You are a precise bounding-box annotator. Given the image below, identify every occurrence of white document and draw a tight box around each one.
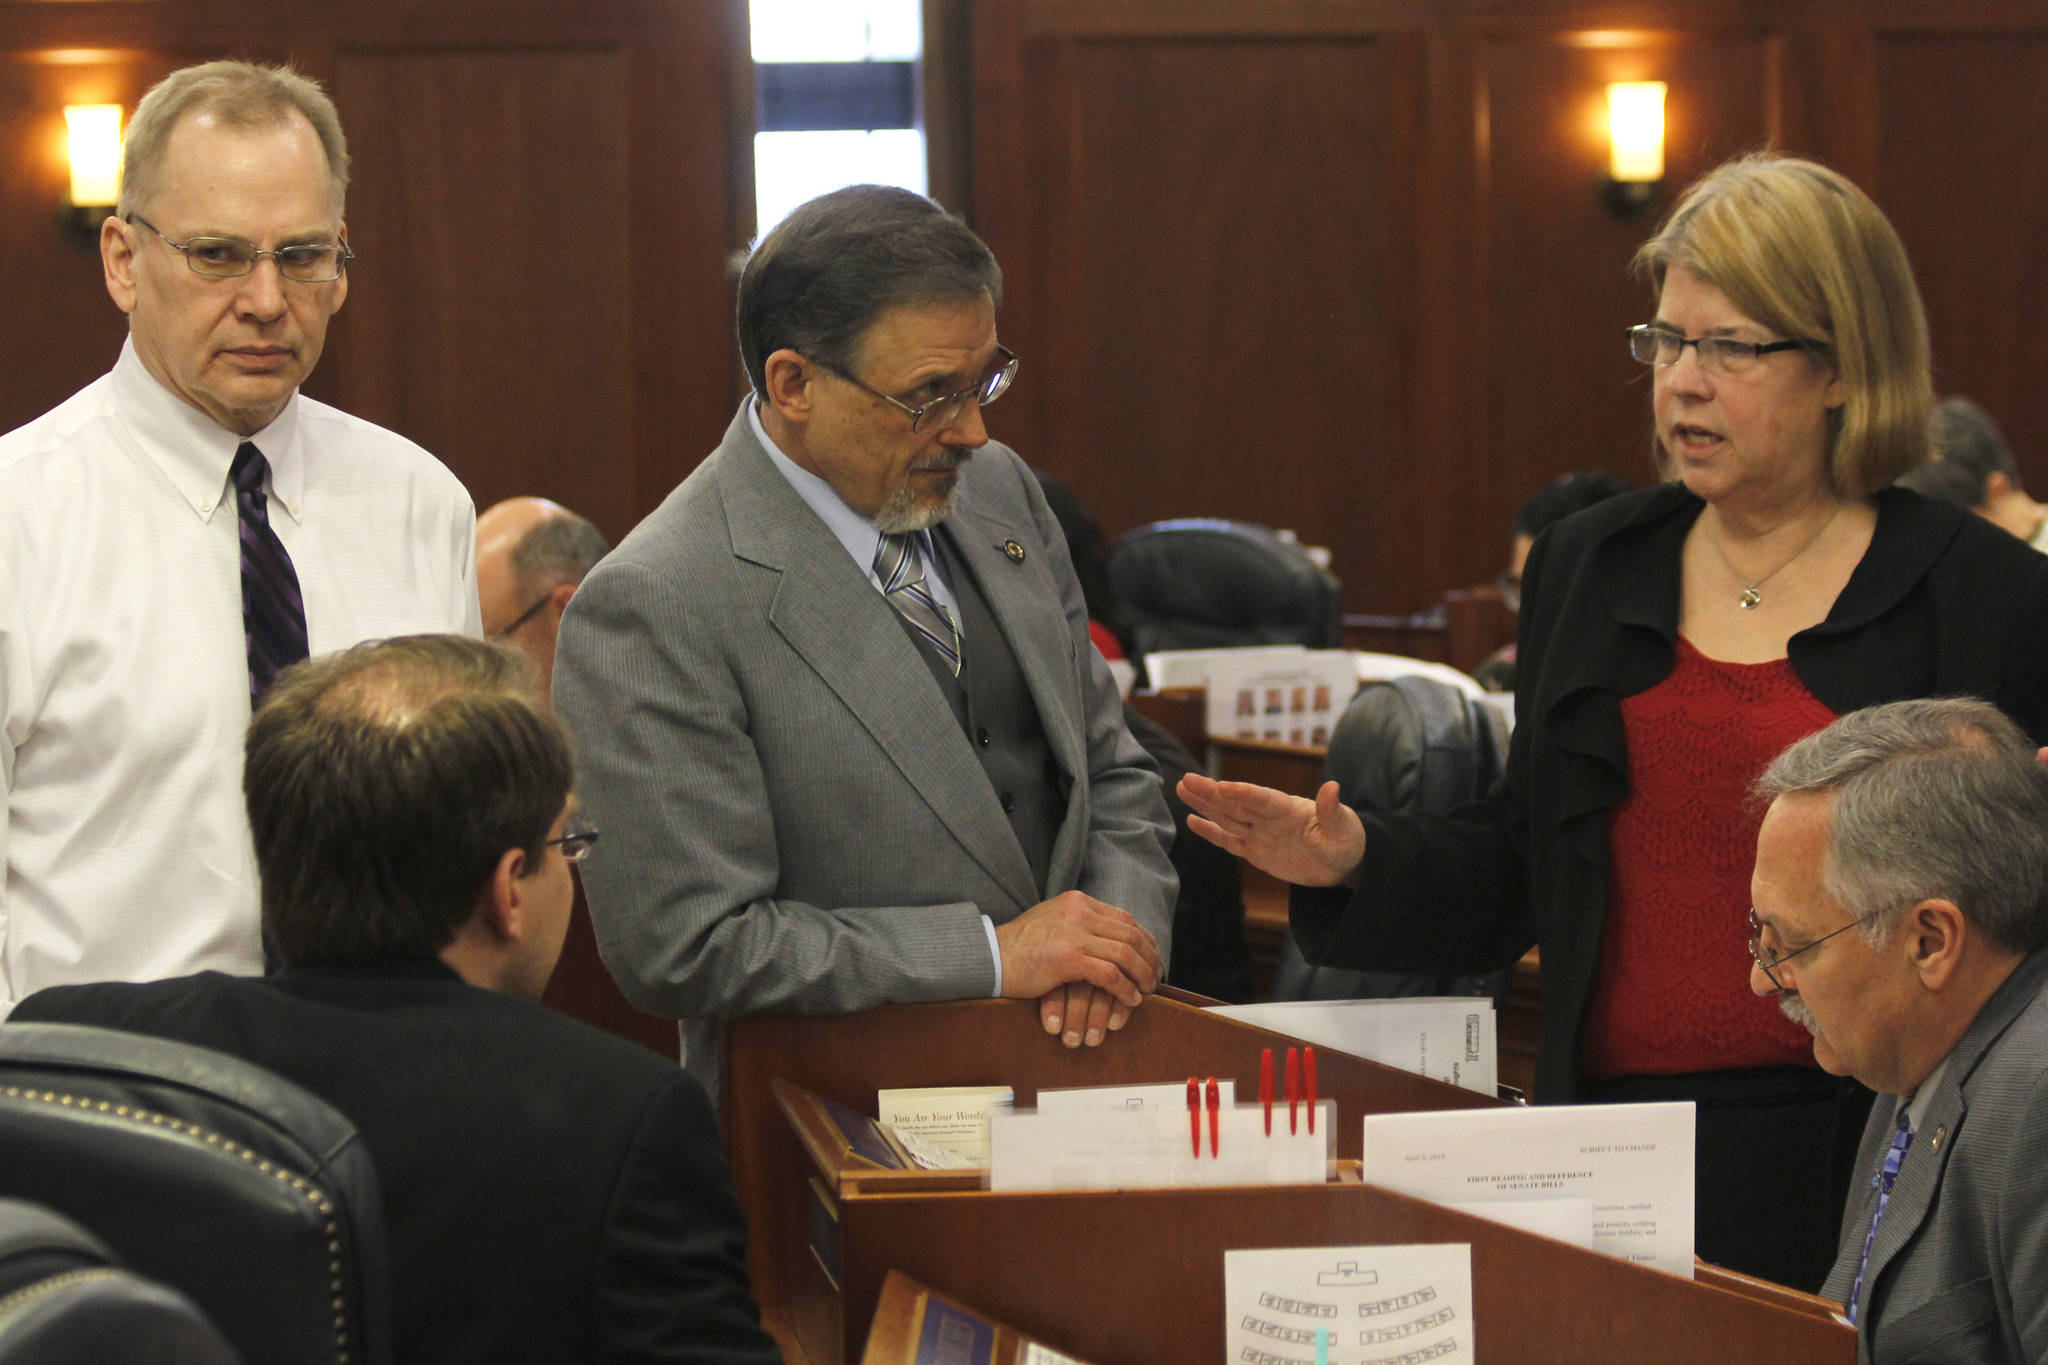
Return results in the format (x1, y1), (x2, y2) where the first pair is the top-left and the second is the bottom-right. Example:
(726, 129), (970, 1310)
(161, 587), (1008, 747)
(1203, 649), (1358, 745)
(875, 1086), (1013, 1165)
(1034, 1079), (1235, 1114)
(1018, 1345), (1088, 1365)
(1142, 644), (1305, 693)
(1444, 1197), (1595, 1247)
(987, 1102), (1332, 1192)
(1360, 1101), (1695, 1277)
(1225, 1243), (1473, 1365)
(1209, 997), (1497, 1096)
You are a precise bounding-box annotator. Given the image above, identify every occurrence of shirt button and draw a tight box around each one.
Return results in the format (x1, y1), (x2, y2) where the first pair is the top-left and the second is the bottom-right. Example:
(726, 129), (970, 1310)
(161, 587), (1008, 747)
(999, 792), (1016, 813)
(977, 728), (991, 748)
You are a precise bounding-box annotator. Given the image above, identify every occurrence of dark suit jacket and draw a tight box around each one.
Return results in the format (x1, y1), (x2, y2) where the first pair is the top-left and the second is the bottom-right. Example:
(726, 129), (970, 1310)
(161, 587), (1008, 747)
(1821, 951), (2048, 1365)
(13, 960), (779, 1365)
(1294, 483), (2048, 1101)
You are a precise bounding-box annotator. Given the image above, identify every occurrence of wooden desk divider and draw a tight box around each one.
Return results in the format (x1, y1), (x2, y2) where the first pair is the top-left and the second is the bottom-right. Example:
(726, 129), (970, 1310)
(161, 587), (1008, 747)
(725, 992), (1853, 1365)
(859, 1269), (1097, 1365)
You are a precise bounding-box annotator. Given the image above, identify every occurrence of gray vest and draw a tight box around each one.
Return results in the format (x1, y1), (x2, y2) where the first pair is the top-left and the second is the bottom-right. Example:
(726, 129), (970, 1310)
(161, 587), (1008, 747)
(888, 529), (1066, 894)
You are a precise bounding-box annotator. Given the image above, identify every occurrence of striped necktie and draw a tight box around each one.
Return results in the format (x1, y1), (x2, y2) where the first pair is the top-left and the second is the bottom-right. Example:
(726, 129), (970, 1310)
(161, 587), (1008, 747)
(1846, 1102), (1915, 1325)
(872, 531), (961, 676)
(230, 442), (309, 705)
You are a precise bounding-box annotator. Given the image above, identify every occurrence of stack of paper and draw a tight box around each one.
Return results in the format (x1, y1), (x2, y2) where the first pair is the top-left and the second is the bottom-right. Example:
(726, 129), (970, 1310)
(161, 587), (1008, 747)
(1209, 997), (1497, 1096)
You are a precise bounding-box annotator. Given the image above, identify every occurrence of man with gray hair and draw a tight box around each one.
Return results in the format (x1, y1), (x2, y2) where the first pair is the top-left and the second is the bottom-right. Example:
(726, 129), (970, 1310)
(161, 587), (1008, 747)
(1747, 697), (2048, 1362)
(476, 497), (610, 703)
(0, 60), (477, 1014)
(556, 185), (1174, 1091)
(1897, 397), (2048, 552)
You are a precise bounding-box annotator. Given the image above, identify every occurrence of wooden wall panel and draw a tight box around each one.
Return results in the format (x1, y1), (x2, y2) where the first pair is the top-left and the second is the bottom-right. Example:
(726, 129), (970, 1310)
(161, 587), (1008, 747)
(975, 7), (1413, 610)
(332, 48), (636, 539)
(0, 51), (184, 434)
(1475, 29), (1780, 561)
(1874, 27), (2048, 498)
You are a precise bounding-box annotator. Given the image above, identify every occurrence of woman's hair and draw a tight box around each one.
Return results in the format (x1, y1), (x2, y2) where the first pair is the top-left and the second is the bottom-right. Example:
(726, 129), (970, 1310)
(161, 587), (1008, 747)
(1634, 153), (1932, 498)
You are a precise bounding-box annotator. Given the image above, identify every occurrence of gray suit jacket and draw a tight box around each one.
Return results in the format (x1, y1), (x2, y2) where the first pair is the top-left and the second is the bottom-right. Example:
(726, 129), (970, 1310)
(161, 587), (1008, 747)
(1821, 949), (2048, 1364)
(554, 404), (1176, 1087)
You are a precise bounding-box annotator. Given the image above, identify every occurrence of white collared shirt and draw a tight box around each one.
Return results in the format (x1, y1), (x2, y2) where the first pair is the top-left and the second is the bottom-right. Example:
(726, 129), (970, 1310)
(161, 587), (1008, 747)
(0, 339), (480, 1013)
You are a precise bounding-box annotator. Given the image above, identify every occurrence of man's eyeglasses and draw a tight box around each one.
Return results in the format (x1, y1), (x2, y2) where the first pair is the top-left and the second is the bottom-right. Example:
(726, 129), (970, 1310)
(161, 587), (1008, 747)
(1628, 324), (1816, 378)
(490, 594), (552, 641)
(819, 346), (1019, 434)
(545, 828), (600, 864)
(1748, 906), (1858, 991)
(127, 213), (353, 283)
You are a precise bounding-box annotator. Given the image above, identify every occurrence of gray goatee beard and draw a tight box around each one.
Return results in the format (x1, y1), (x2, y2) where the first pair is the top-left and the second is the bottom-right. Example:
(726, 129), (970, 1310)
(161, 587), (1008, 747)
(873, 463), (964, 534)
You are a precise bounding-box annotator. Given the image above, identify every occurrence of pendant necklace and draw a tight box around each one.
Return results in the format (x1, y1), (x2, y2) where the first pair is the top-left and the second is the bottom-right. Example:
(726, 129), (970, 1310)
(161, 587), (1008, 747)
(1708, 504), (1841, 611)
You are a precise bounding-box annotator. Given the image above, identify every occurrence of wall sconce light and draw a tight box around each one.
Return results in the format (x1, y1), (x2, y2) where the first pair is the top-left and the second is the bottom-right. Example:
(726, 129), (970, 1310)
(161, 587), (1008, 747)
(1602, 81), (1665, 218)
(64, 103), (123, 243)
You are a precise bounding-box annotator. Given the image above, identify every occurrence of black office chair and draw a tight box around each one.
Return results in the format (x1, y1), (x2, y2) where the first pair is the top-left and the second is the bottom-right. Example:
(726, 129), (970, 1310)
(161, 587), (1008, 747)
(0, 1198), (240, 1364)
(0, 1024), (390, 1365)
(1105, 519), (1342, 665)
(1273, 674), (1514, 1006)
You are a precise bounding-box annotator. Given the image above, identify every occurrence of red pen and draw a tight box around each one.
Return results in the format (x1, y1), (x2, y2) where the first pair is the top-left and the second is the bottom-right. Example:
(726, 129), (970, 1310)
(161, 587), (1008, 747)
(1286, 1047), (1301, 1135)
(1305, 1046), (1318, 1135)
(1260, 1047), (1274, 1136)
(1187, 1077), (1200, 1157)
(1206, 1077), (1220, 1158)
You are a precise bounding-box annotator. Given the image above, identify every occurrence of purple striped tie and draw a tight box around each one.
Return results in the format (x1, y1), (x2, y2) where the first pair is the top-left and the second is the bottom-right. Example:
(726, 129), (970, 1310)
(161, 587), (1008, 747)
(230, 442), (308, 704)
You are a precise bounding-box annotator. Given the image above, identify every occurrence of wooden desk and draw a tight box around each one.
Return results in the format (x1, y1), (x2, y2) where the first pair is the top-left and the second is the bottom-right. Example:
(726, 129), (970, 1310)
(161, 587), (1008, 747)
(726, 997), (1853, 1365)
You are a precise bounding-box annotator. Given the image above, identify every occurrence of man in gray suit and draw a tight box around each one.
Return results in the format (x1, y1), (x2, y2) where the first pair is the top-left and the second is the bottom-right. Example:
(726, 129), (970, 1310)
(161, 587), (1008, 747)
(554, 185), (1174, 1091)
(1747, 697), (2048, 1363)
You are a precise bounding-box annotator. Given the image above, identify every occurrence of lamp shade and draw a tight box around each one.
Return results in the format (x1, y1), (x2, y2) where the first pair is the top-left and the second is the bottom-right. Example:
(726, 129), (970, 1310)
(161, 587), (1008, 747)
(65, 104), (123, 208)
(1606, 82), (1666, 184)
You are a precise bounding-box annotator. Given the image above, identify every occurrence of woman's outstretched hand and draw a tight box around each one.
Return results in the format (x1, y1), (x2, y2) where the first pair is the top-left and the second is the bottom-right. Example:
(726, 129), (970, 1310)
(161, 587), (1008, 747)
(1177, 773), (1366, 888)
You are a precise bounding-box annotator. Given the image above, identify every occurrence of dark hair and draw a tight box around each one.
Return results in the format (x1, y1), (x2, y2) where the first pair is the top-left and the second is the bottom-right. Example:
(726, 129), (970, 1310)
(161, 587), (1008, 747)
(1513, 469), (1634, 539)
(245, 635), (573, 964)
(1897, 397), (2019, 507)
(736, 184), (1003, 394)
(511, 511), (610, 599)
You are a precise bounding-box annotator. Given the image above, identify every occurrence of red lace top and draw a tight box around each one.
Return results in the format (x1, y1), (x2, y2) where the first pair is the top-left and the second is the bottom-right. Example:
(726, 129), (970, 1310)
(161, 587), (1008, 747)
(1580, 636), (1835, 1078)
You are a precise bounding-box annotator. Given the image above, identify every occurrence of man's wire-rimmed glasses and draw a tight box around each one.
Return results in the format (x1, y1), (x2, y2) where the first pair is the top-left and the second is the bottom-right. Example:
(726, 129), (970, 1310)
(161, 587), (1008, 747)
(490, 594), (552, 641)
(545, 828), (600, 864)
(127, 213), (353, 283)
(1748, 905), (1859, 991)
(1628, 324), (1815, 378)
(819, 345), (1019, 433)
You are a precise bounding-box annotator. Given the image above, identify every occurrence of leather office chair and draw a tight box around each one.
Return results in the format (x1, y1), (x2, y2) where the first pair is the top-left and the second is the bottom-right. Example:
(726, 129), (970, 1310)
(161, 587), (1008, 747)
(1273, 674), (1513, 1007)
(0, 1198), (240, 1364)
(1105, 519), (1342, 664)
(0, 1024), (390, 1365)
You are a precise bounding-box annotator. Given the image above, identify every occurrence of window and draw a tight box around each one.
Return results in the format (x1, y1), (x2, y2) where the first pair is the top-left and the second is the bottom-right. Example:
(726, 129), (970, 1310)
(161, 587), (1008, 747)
(750, 0), (926, 236)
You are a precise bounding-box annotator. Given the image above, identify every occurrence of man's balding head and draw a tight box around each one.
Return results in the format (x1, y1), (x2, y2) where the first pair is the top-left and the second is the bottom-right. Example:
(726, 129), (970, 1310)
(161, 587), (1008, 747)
(476, 498), (609, 698)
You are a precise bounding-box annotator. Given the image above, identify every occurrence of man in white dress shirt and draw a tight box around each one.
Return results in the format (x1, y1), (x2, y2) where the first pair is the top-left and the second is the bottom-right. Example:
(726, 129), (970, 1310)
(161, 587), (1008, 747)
(0, 60), (477, 1013)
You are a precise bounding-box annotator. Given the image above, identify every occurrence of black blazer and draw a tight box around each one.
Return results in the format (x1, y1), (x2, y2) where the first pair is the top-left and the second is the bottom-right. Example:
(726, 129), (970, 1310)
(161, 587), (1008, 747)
(1294, 483), (2048, 1101)
(13, 959), (780, 1365)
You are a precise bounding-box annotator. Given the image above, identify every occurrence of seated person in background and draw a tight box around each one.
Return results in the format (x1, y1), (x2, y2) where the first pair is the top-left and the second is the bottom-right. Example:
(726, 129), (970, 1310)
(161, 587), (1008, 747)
(12, 636), (779, 1365)
(1896, 397), (2048, 553)
(476, 496), (612, 701)
(1475, 468), (1632, 691)
(1748, 697), (2048, 1364)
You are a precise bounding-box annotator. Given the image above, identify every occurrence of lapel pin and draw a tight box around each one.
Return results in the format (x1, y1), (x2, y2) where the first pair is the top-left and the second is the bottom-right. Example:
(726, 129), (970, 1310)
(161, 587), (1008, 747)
(1929, 1124), (1945, 1152)
(1002, 539), (1026, 563)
